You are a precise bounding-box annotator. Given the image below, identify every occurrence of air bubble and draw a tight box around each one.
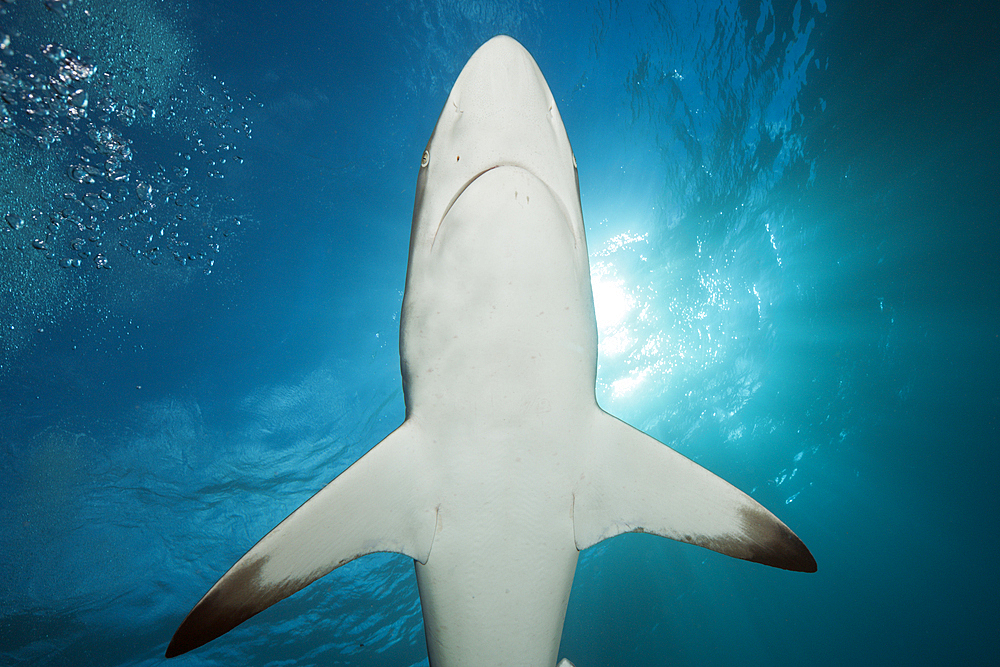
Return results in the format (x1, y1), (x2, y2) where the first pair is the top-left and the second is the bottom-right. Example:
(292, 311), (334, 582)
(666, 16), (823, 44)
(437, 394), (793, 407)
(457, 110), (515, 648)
(83, 193), (109, 212)
(68, 89), (88, 110)
(68, 164), (101, 184)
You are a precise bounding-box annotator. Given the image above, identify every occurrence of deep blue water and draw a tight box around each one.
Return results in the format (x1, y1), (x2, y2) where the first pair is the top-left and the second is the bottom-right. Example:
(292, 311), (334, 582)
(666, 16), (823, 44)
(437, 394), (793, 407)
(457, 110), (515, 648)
(1, 1), (997, 665)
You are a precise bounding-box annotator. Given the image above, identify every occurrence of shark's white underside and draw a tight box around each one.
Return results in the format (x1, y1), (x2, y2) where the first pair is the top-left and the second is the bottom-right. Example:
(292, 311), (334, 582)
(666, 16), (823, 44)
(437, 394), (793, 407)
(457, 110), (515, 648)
(166, 35), (815, 666)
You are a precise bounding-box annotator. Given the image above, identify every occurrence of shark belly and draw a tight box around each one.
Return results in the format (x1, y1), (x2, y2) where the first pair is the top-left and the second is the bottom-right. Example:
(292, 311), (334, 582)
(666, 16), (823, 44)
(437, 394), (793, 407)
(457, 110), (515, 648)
(413, 423), (581, 667)
(401, 168), (595, 662)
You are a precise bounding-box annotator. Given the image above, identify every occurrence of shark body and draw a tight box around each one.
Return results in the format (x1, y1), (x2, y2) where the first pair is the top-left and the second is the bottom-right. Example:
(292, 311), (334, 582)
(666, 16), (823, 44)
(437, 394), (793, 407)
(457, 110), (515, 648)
(166, 35), (815, 666)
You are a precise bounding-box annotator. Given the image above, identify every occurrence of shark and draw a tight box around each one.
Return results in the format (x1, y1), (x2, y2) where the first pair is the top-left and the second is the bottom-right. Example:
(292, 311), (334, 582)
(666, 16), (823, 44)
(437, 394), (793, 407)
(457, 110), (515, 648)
(165, 35), (816, 666)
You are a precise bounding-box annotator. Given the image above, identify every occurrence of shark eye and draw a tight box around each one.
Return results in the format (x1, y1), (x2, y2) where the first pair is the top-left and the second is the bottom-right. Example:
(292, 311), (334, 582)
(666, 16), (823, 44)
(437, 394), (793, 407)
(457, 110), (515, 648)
(421, 150), (430, 168)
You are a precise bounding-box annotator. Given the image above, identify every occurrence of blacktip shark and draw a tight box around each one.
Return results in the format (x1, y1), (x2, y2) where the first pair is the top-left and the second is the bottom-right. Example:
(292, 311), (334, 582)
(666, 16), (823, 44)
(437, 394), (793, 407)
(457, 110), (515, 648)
(166, 35), (816, 666)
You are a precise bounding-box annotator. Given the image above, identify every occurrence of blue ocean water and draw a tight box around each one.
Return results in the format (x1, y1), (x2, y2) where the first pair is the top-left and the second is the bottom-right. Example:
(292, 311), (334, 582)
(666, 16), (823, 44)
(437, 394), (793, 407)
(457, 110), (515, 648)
(1, 0), (996, 665)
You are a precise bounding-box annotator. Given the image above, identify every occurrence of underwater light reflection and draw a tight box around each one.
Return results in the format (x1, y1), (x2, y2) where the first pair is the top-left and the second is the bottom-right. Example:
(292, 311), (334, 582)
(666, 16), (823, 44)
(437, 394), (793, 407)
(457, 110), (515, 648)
(590, 231), (750, 409)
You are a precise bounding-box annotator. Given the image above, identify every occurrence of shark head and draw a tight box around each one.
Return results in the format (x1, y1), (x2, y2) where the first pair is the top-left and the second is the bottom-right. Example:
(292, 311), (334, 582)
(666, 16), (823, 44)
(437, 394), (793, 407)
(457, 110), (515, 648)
(408, 35), (584, 258)
(401, 35), (596, 419)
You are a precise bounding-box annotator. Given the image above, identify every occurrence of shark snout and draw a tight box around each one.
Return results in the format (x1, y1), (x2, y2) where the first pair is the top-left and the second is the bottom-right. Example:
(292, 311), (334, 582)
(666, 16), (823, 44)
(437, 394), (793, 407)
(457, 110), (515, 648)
(451, 36), (553, 122)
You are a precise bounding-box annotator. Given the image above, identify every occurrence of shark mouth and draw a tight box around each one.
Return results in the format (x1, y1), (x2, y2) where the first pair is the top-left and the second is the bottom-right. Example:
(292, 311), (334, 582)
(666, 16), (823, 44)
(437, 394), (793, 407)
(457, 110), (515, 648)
(431, 163), (577, 250)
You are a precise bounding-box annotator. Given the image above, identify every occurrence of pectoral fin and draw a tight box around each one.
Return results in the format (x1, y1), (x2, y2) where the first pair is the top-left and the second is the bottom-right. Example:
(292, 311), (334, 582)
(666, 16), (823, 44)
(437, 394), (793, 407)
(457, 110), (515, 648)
(573, 411), (816, 573)
(166, 421), (437, 657)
